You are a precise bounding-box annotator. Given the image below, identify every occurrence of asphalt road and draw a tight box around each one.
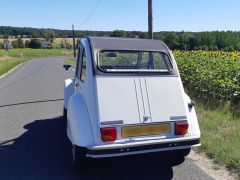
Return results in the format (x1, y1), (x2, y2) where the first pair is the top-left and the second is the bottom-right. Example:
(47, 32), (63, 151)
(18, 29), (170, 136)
(0, 57), (213, 180)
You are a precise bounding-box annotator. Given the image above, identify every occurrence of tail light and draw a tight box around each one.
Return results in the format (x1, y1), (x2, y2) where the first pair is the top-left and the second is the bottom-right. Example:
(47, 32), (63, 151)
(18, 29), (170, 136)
(100, 127), (117, 142)
(175, 121), (189, 135)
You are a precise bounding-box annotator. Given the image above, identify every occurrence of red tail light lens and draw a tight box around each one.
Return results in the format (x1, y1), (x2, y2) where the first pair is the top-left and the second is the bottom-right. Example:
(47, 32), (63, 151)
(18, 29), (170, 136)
(175, 121), (189, 135)
(100, 127), (117, 142)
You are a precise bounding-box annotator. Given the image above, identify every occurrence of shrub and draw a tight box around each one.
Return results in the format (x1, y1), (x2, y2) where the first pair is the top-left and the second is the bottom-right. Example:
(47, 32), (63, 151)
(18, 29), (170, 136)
(25, 40), (30, 48)
(28, 39), (42, 49)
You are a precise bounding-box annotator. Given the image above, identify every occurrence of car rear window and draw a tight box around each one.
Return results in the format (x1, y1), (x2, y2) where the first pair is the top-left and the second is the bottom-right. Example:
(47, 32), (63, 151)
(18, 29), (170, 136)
(98, 50), (173, 73)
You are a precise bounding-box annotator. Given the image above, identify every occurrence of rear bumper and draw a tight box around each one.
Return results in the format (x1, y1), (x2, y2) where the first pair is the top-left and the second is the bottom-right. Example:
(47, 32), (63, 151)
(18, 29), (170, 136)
(86, 138), (200, 158)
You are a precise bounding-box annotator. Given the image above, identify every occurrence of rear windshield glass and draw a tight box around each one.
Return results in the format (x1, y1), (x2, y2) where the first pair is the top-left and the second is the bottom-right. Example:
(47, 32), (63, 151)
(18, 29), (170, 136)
(98, 50), (173, 72)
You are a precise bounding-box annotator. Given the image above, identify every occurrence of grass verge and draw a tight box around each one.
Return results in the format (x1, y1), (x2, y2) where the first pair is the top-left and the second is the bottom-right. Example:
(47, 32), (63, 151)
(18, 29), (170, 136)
(196, 101), (240, 176)
(0, 49), (72, 76)
(0, 56), (27, 76)
(0, 48), (72, 57)
(64, 57), (76, 68)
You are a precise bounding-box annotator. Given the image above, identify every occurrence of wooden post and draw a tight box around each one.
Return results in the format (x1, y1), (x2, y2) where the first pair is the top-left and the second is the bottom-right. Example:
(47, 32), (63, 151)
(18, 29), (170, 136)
(72, 24), (76, 58)
(148, 0), (153, 39)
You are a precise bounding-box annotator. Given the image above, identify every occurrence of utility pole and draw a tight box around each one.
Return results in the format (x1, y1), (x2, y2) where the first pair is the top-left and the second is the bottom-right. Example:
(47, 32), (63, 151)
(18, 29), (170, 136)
(72, 24), (76, 58)
(148, 0), (153, 39)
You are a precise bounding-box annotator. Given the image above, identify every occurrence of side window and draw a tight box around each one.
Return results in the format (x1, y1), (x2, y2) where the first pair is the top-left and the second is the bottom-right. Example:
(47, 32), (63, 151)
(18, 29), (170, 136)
(80, 48), (87, 81)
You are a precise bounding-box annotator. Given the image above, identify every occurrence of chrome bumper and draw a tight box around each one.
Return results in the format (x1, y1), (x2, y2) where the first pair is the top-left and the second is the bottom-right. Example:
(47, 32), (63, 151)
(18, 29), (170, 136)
(86, 138), (200, 158)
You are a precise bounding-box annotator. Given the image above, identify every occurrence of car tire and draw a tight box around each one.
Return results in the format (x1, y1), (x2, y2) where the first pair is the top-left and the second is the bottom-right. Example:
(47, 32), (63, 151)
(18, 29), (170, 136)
(72, 145), (87, 169)
(63, 108), (67, 120)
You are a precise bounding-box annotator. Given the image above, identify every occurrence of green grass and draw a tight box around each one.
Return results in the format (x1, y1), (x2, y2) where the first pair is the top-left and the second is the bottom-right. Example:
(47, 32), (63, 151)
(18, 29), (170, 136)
(64, 57), (76, 68)
(0, 57), (27, 76)
(0, 48), (72, 57)
(196, 101), (240, 176)
(0, 48), (72, 76)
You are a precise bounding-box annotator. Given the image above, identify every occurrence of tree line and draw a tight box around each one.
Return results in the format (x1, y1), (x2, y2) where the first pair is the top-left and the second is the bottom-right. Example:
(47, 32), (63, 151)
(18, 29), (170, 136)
(1, 26), (240, 51)
(113, 30), (240, 51)
(0, 26), (111, 38)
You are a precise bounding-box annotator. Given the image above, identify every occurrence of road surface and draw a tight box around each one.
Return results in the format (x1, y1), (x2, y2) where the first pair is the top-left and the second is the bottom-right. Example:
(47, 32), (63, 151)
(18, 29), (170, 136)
(0, 57), (213, 180)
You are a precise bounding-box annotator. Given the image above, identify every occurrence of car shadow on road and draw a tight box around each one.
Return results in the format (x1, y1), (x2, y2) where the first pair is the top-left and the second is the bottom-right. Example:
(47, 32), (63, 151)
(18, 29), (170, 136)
(0, 116), (185, 180)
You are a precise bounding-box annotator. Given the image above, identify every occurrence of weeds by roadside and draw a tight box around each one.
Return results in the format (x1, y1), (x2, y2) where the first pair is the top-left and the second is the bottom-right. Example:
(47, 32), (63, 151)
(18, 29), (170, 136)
(64, 57), (76, 68)
(0, 49), (72, 76)
(0, 56), (26, 76)
(196, 101), (240, 176)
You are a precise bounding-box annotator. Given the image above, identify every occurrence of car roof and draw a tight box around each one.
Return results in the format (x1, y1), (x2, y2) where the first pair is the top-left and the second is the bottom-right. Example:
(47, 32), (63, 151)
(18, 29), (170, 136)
(86, 36), (170, 53)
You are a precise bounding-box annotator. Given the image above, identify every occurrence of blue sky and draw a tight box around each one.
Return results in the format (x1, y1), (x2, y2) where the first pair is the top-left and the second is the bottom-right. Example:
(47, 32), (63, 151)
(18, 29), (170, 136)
(1, 0), (240, 32)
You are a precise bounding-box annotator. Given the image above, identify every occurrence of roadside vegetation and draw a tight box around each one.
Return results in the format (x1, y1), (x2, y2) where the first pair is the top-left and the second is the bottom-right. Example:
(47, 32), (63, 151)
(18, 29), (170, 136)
(0, 56), (26, 76)
(174, 51), (240, 176)
(64, 57), (76, 68)
(0, 49), (72, 76)
(175, 50), (240, 105)
(196, 102), (240, 175)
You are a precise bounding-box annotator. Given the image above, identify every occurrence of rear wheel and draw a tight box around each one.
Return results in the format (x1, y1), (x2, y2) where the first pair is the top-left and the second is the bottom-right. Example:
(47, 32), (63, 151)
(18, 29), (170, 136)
(63, 108), (67, 120)
(172, 148), (191, 157)
(72, 145), (88, 169)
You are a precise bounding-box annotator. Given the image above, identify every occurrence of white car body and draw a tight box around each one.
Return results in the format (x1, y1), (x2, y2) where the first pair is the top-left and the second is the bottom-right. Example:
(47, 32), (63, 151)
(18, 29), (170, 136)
(64, 37), (200, 159)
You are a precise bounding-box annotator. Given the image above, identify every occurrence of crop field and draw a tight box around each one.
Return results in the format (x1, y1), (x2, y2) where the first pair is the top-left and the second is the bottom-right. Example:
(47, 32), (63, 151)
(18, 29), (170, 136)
(174, 50), (240, 105)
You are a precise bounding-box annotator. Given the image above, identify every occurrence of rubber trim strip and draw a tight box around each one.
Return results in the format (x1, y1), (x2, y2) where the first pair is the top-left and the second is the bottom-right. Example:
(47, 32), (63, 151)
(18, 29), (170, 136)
(87, 139), (200, 155)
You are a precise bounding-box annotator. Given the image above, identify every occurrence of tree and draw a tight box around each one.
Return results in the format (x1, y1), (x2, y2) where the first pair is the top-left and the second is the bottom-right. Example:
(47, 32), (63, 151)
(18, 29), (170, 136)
(178, 32), (188, 50)
(139, 32), (147, 39)
(11, 40), (18, 48)
(25, 40), (30, 48)
(188, 37), (197, 50)
(0, 42), (3, 49)
(164, 33), (179, 50)
(11, 38), (24, 48)
(17, 37), (24, 48)
(3, 34), (9, 39)
(28, 39), (42, 49)
(44, 29), (55, 43)
(111, 30), (126, 37)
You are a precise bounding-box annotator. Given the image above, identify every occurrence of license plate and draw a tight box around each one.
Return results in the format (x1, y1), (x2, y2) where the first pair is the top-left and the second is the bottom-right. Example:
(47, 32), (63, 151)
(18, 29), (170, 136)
(122, 123), (171, 138)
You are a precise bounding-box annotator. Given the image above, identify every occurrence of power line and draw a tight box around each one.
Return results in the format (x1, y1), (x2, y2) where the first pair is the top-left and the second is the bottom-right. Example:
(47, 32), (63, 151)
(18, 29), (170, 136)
(79, 0), (102, 27)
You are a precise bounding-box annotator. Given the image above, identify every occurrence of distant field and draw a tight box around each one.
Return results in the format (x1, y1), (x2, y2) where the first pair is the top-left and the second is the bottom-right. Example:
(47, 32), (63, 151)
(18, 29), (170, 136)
(0, 48), (72, 57)
(0, 38), (75, 45)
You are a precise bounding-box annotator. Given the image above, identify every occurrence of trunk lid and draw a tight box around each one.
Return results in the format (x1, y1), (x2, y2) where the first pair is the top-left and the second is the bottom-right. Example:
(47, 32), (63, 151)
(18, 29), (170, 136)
(96, 76), (187, 125)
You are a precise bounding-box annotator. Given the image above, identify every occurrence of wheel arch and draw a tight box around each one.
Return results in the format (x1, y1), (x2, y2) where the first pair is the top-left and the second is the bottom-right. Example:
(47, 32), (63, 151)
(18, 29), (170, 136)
(64, 78), (74, 109)
(67, 93), (94, 147)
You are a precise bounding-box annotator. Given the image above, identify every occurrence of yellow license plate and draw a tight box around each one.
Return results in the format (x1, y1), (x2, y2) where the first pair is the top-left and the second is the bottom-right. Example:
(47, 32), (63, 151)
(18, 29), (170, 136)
(122, 123), (171, 138)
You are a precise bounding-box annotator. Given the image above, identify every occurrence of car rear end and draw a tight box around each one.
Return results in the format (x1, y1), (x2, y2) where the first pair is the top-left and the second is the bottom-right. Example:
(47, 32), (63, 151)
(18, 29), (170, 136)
(85, 48), (200, 158)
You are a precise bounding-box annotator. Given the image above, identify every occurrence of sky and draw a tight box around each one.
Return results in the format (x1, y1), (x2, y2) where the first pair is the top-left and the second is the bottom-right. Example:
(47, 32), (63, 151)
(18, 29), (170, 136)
(1, 0), (240, 32)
